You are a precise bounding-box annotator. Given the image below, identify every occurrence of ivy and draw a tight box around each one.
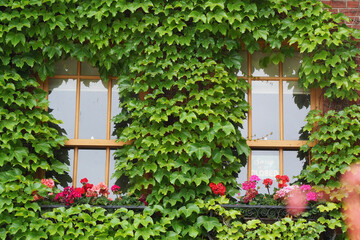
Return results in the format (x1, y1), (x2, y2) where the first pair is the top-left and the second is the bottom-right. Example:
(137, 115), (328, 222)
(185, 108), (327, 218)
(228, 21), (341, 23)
(0, 0), (359, 239)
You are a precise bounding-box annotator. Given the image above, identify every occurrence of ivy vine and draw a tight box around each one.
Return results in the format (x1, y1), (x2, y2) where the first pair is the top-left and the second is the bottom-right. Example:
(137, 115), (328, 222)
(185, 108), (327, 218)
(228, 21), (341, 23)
(0, 0), (359, 239)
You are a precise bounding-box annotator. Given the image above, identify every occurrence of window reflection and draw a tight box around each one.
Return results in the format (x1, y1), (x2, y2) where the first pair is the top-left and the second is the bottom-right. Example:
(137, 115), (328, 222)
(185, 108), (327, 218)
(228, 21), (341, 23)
(111, 81), (121, 139)
(81, 61), (99, 75)
(77, 149), (106, 185)
(48, 79), (76, 138)
(283, 81), (310, 140)
(283, 53), (303, 77)
(79, 80), (108, 139)
(236, 51), (248, 77)
(251, 52), (279, 77)
(283, 150), (307, 184)
(252, 81), (279, 140)
(54, 58), (78, 75)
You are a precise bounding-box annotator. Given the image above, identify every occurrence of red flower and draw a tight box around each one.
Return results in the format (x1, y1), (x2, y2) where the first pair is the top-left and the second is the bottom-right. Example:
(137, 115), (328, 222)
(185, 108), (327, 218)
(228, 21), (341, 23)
(263, 178), (273, 187)
(209, 183), (226, 196)
(80, 178), (88, 184)
(74, 187), (85, 195)
(275, 175), (290, 189)
(83, 183), (93, 192)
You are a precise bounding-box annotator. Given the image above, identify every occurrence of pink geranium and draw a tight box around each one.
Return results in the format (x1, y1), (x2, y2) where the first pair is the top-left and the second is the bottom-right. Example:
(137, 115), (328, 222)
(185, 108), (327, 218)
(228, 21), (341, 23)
(93, 182), (110, 196)
(300, 184), (312, 192)
(242, 180), (256, 190)
(306, 191), (317, 201)
(249, 175), (260, 182)
(41, 178), (55, 189)
(86, 187), (98, 198)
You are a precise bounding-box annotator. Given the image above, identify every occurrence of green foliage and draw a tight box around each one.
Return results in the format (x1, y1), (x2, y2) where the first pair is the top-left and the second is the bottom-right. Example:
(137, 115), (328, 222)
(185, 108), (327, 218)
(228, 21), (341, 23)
(300, 105), (360, 198)
(0, 0), (359, 238)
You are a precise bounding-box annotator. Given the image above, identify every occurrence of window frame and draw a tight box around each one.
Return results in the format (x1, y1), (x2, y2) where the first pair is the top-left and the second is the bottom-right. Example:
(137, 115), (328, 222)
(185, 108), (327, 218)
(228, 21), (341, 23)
(41, 60), (126, 188)
(239, 52), (323, 180)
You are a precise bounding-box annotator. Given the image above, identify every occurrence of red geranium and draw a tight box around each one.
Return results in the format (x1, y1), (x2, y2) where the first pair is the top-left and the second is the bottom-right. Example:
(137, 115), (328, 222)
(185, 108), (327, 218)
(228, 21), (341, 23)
(275, 175), (289, 189)
(83, 183), (93, 192)
(209, 183), (226, 196)
(74, 187), (85, 195)
(80, 178), (88, 184)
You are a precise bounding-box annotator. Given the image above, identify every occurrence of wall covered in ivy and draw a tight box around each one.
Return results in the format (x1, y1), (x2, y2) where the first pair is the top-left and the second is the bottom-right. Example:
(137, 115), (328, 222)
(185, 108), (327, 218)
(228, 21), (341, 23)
(0, 0), (359, 239)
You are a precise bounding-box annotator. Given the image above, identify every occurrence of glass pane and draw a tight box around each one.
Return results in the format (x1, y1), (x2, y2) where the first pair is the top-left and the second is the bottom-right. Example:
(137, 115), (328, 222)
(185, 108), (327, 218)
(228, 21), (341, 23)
(81, 61), (99, 75)
(251, 150), (279, 194)
(77, 149), (106, 186)
(79, 80), (108, 139)
(236, 51), (248, 77)
(283, 53), (302, 77)
(239, 91), (248, 139)
(283, 150), (307, 184)
(56, 148), (74, 190)
(109, 150), (130, 199)
(252, 81), (279, 140)
(240, 113), (248, 139)
(283, 81), (310, 140)
(48, 79), (76, 138)
(251, 52), (279, 77)
(54, 58), (78, 75)
(111, 80), (121, 139)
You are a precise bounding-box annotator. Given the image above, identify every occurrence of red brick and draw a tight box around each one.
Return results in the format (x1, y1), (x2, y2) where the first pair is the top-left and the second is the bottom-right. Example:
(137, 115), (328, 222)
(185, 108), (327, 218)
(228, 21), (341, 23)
(348, 1), (360, 8)
(329, 9), (339, 14)
(340, 9), (360, 17)
(326, 1), (347, 8)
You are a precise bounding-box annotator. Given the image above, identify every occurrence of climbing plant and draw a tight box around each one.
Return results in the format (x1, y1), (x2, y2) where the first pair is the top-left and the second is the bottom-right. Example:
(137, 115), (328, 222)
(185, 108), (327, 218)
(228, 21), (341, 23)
(0, 0), (359, 239)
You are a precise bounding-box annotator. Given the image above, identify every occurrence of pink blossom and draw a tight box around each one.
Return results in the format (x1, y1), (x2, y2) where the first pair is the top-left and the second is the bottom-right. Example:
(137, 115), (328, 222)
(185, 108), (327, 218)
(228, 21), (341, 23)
(111, 185), (121, 193)
(300, 184), (312, 192)
(306, 192), (317, 201)
(86, 187), (98, 198)
(286, 189), (307, 216)
(249, 175), (260, 182)
(93, 182), (110, 196)
(242, 180), (256, 190)
(41, 179), (55, 189)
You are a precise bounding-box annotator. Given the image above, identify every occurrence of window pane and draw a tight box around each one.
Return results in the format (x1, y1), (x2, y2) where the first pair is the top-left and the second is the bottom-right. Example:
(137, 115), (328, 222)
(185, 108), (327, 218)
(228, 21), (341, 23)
(251, 150), (279, 193)
(48, 79), (76, 138)
(283, 81), (310, 140)
(240, 113), (248, 139)
(111, 80), (121, 139)
(283, 53), (302, 77)
(77, 149), (106, 186)
(79, 80), (108, 139)
(236, 51), (248, 77)
(54, 58), (77, 75)
(81, 61), (99, 75)
(252, 81), (279, 140)
(57, 148), (74, 190)
(237, 165), (248, 185)
(251, 52), (279, 77)
(109, 150), (129, 199)
(283, 150), (306, 184)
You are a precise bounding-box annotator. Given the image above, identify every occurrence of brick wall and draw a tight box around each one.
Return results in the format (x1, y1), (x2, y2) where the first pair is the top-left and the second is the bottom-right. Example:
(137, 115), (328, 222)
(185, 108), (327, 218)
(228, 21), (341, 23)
(322, 0), (360, 28)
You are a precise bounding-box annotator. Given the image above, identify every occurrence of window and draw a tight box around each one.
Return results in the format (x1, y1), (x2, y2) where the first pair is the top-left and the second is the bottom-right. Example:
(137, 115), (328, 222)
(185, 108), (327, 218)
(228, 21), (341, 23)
(237, 52), (322, 190)
(43, 58), (125, 189)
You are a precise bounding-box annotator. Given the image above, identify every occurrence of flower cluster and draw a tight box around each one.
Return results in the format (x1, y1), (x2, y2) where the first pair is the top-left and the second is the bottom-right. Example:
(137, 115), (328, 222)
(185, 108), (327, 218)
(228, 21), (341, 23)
(243, 188), (258, 203)
(209, 183), (226, 196)
(41, 178), (55, 189)
(273, 184), (318, 203)
(242, 175), (260, 191)
(55, 186), (82, 205)
(33, 178), (55, 201)
(111, 185), (121, 200)
(275, 175), (289, 188)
